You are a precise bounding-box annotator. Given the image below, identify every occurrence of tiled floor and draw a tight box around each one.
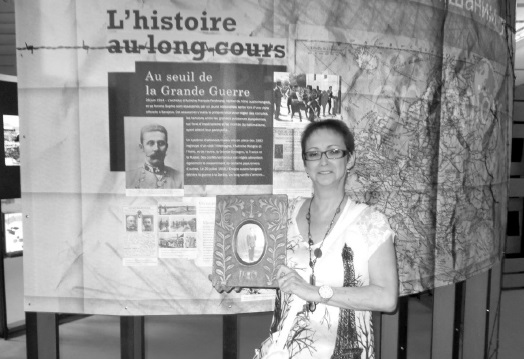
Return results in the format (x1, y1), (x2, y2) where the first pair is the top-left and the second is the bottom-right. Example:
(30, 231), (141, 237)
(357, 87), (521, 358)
(499, 290), (524, 359)
(0, 312), (273, 359)
(0, 290), (522, 359)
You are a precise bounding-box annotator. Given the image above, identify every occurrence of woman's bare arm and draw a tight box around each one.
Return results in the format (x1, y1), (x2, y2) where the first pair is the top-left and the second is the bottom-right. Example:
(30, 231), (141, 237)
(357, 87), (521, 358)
(278, 235), (398, 313)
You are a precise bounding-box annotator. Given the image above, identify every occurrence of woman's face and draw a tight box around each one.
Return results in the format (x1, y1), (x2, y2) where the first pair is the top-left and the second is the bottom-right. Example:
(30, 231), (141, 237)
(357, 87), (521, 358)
(304, 128), (351, 189)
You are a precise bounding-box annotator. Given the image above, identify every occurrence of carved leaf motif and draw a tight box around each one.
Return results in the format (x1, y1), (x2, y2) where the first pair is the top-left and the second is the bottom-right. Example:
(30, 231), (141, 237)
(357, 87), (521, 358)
(259, 197), (287, 232)
(215, 202), (230, 230)
(215, 197), (248, 287)
(216, 195), (288, 289)
(216, 197), (245, 231)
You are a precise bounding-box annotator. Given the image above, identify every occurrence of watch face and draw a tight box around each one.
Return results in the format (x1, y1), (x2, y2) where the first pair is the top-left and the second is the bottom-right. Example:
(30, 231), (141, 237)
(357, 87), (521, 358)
(319, 285), (333, 299)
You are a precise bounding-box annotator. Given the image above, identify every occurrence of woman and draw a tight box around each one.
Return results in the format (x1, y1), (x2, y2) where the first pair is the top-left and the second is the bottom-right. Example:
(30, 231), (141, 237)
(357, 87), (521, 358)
(288, 85), (302, 121)
(327, 86), (333, 115)
(320, 89), (329, 116)
(212, 120), (398, 359)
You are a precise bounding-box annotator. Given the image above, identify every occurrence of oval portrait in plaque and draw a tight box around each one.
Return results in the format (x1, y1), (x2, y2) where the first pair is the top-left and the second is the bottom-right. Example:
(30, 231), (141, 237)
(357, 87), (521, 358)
(235, 221), (266, 264)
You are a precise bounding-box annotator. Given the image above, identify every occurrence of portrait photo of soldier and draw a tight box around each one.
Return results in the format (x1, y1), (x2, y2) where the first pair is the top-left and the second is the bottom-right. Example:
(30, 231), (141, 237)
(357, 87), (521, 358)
(125, 119), (184, 190)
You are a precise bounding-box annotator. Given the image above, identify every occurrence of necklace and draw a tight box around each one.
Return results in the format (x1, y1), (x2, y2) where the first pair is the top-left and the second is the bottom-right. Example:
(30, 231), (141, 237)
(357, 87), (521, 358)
(306, 194), (346, 312)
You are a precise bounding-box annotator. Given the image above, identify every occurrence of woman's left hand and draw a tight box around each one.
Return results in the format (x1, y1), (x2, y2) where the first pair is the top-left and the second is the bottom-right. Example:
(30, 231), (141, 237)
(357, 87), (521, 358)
(277, 265), (316, 302)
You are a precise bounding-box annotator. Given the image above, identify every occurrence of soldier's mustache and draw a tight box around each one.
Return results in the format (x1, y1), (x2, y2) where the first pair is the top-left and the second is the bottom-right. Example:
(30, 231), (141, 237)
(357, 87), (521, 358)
(149, 152), (165, 159)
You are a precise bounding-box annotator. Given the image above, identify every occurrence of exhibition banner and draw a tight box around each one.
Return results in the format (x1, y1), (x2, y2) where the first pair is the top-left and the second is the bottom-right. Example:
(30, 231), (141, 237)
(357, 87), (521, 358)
(16, 0), (513, 315)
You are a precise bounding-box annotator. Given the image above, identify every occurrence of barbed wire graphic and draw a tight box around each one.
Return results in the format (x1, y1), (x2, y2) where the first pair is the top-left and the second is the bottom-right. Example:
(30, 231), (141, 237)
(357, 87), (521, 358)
(17, 41), (119, 54)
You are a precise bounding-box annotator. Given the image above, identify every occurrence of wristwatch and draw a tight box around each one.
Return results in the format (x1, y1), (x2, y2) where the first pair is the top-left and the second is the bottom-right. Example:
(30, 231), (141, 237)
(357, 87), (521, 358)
(318, 285), (334, 303)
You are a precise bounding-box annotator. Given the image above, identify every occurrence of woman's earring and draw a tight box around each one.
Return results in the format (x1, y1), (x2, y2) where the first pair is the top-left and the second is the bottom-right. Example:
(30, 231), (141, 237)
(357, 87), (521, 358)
(306, 172), (310, 178)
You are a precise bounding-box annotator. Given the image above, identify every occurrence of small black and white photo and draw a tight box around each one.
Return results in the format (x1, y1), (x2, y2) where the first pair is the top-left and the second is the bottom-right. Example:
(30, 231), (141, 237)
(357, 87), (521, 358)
(3, 115), (20, 166)
(159, 233), (185, 248)
(184, 234), (197, 248)
(4, 212), (23, 255)
(169, 216), (196, 233)
(141, 215), (154, 232)
(235, 222), (266, 264)
(125, 214), (138, 232)
(158, 204), (196, 216)
(158, 216), (170, 232)
(124, 117), (184, 193)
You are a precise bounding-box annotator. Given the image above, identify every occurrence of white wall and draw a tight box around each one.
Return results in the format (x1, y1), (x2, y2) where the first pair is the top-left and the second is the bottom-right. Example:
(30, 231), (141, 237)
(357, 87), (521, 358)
(2, 198), (24, 326)
(4, 255), (24, 325)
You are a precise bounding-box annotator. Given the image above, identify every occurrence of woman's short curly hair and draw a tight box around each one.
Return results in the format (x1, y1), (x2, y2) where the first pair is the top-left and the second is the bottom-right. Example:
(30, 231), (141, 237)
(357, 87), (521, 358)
(300, 119), (355, 156)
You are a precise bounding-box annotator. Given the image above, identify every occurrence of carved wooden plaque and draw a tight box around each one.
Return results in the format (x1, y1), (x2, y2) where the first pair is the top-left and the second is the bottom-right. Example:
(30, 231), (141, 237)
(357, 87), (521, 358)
(212, 195), (288, 288)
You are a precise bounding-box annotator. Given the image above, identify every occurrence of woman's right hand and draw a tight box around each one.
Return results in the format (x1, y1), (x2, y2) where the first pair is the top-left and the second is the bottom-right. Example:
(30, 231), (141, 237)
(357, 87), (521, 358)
(208, 274), (241, 294)
(253, 336), (272, 358)
(254, 335), (289, 359)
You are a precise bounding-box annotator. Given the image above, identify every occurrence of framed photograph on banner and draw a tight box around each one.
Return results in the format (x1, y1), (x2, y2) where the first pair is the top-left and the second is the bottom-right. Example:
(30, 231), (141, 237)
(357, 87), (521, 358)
(0, 77), (20, 199)
(2, 212), (23, 257)
(212, 194), (288, 288)
(3, 115), (19, 166)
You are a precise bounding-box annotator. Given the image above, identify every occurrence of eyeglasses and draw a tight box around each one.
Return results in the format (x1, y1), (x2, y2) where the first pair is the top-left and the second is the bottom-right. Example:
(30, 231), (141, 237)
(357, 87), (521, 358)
(302, 149), (349, 161)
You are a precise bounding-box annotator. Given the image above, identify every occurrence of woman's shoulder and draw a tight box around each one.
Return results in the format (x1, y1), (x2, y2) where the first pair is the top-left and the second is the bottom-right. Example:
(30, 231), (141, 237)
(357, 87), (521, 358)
(287, 196), (308, 219)
(288, 196), (308, 209)
(350, 204), (394, 243)
(356, 204), (384, 217)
